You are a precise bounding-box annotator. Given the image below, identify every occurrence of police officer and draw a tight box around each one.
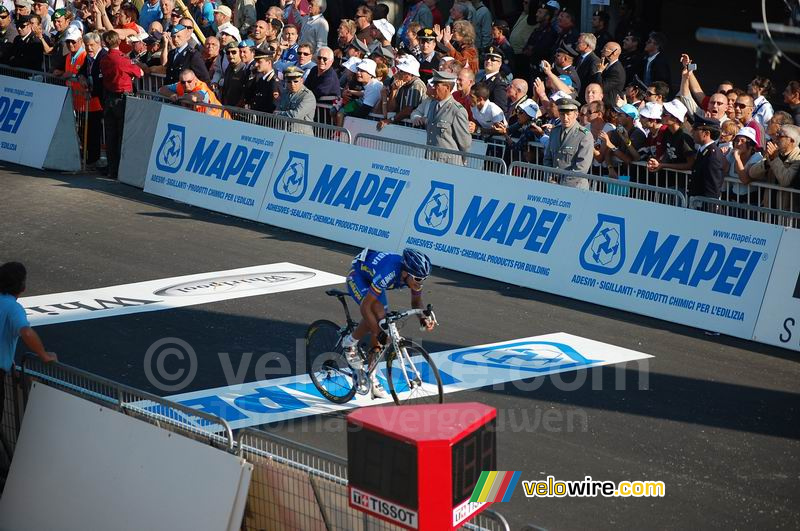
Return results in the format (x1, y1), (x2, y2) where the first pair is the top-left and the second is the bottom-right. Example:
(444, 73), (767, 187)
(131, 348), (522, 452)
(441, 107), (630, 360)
(424, 70), (472, 166)
(543, 97), (595, 189)
(416, 28), (441, 83)
(689, 113), (724, 201)
(553, 42), (580, 94)
(476, 45), (508, 109)
(591, 10), (612, 53)
(244, 48), (278, 113)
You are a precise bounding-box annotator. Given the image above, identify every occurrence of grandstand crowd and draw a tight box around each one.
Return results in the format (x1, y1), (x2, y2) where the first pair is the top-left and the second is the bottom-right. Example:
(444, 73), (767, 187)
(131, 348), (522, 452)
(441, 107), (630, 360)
(0, 0), (798, 202)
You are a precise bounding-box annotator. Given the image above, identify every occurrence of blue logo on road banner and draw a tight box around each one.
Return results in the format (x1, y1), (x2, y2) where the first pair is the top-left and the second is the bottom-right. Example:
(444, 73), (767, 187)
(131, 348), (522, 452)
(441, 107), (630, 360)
(414, 181), (454, 236)
(273, 151), (309, 202)
(155, 123), (185, 174)
(448, 341), (598, 373)
(580, 214), (626, 275)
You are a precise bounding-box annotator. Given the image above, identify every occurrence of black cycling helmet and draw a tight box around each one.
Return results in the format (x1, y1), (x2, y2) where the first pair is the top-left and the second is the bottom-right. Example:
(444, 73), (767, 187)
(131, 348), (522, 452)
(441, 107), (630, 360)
(401, 248), (432, 279)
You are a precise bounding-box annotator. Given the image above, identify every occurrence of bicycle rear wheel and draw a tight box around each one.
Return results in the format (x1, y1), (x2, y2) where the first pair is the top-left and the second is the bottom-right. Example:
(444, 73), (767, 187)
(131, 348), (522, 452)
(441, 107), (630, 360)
(306, 320), (357, 404)
(386, 340), (444, 405)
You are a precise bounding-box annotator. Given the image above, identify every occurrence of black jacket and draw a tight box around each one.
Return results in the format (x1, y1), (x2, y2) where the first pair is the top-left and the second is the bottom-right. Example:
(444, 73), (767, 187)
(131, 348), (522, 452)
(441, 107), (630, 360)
(591, 59), (625, 107)
(641, 52), (671, 89)
(479, 72), (508, 110)
(690, 143), (724, 198)
(576, 52), (599, 97)
(165, 44), (210, 84)
(77, 48), (107, 101)
(9, 33), (44, 71)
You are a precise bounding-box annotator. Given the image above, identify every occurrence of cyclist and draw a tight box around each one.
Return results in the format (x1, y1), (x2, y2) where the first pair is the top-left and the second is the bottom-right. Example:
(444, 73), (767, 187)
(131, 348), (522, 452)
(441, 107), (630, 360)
(342, 248), (435, 398)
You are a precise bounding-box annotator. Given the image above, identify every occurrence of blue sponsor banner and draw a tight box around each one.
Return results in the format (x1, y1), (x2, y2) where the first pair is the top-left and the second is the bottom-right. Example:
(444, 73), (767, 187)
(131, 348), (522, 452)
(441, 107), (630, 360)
(144, 104), (285, 220)
(399, 166), (782, 338)
(165, 333), (650, 430)
(0, 75), (68, 168)
(257, 136), (423, 250)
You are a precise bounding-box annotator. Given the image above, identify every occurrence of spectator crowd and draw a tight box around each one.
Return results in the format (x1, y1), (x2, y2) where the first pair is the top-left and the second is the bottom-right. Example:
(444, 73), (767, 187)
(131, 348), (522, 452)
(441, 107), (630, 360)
(0, 0), (798, 202)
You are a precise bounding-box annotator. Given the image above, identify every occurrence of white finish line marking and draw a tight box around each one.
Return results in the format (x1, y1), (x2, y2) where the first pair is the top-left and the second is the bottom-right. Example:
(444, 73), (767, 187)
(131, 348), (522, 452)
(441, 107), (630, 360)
(20, 264), (345, 326)
(163, 333), (652, 430)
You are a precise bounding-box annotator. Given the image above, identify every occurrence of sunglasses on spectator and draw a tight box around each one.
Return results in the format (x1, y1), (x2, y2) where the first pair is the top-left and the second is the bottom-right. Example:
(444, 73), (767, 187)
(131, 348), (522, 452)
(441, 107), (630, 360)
(225, 50), (238, 55)
(298, 51), (311, 56)
(317, 56), (330, 61)
(0, 14), (8, 19)
(66, 39), (78, 44)
(733, 103), (750, 109)
(180, 79), (196, 85)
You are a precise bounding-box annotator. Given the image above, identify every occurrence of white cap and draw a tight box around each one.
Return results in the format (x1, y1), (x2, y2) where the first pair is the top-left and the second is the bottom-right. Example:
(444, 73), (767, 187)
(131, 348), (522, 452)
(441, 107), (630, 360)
(218, 25), (241, 42)
(357, 58), (377, 77)
(546, 0), (561, 9)
(64, 25), (82, 42)
(662, 99), (687, 122)
(735, 126), (758, 146)
(373, 18), (395, 42)
(396, 56), (420, 77)
(639, 102), (663, 120)
(342, 56), (361, 73)
(519, 99), (540, 119)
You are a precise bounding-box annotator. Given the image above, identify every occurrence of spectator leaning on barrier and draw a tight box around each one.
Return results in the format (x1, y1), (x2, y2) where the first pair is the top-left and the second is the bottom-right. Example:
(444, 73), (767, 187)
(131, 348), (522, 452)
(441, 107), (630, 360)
(647, 99), (695, 174)
(63, 25), (87, 110)
(377, 54), (425, 130)
(274, 65), (316, 134)
(160, 66), (225, 116)
(424, 69), (472, 165)
(77, 30), (105, 169)
(749, 124), (800, 208)
(99, 30), (142, 179)
(722, 126), (763, 205)
(0, 262), (57, 421)
(543, 97), (594, 189)
(469, 81), (506, 137)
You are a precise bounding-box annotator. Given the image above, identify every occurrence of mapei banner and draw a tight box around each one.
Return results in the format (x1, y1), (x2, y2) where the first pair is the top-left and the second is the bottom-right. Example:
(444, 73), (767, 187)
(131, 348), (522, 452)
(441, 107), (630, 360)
(752, 228), (800, 351)
(400, 168), (783, 339)
(143, 104), (285, 220)
(258, 135), (424, 250)
(0, 75), (68, 168)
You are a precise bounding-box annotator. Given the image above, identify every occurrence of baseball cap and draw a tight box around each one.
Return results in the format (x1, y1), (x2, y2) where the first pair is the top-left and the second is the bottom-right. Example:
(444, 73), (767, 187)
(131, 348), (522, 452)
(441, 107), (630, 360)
(357, 58), (377, 77)
(145, 31), (163, 45)
(639, 102), (663, 120)
(520, 99), (540, 119)
(614, 103), (639, 119)
(64, 25), (82, 42)
(662, 99), (687, 122)
(15, 0), (32, 8)
(52, 7), (68, 19)
(213, 5), (232, 17)
(171, 24), (189, 34)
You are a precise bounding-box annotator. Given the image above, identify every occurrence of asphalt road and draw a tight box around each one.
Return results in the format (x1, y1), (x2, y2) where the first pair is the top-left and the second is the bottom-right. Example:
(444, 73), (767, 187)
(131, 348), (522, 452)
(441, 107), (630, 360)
(2, 163), (798, 530)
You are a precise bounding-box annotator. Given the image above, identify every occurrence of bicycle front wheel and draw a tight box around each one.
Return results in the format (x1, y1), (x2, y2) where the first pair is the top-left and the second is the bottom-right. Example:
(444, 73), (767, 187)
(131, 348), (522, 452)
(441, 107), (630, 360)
(386, 340), (444, 405)
(306, 319), (357, 404)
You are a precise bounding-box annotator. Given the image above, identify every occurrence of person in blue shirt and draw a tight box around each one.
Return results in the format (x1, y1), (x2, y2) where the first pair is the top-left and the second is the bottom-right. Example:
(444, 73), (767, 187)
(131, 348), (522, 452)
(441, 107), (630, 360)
(1, 262), (57, 419)
(342, 248), (434, 398)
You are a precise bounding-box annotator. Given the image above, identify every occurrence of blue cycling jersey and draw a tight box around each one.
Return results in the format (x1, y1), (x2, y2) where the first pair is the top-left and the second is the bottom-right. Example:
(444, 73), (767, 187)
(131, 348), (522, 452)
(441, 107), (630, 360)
(352, 250), (408, 298)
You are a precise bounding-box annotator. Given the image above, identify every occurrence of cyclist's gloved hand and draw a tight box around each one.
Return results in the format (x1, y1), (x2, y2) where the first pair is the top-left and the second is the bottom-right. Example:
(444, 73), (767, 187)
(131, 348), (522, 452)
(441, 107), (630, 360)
(419, 317), (435, 331)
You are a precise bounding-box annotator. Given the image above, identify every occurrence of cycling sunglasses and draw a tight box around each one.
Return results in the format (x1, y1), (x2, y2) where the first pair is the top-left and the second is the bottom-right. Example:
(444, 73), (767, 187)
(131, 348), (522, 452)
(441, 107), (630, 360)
(410, 274), (427, 284)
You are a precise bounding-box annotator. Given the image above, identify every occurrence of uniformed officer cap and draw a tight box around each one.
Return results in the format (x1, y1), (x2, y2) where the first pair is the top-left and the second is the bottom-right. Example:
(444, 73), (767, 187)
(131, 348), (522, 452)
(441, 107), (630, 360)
(556, 43), (579, 59)
(284, 66), (304, 78)
(430, 70), (457, 84)
(253, 49), (273, 60)
(556, 97), (581, 111)
(347, 38), (370, 55)
(485, 46), (504, 60)
(417, 28), (436, 41)
(693, 112), (720, 132)
(627, 74), (648, 94)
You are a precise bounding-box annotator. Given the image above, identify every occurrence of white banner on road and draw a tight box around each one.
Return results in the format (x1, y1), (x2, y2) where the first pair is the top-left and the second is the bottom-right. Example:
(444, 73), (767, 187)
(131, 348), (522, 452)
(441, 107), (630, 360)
(165, 332), (652, 429)
(20, 263), (344, 326)
(143, 104), (285, 220)
(0, 75), (68, 168)
(752, 228), (800, 351)
(257, 134), (426, 250)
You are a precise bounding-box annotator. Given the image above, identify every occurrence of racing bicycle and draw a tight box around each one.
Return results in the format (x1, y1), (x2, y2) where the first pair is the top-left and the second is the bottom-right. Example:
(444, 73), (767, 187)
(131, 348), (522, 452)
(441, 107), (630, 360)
(306, 289), (444, 405)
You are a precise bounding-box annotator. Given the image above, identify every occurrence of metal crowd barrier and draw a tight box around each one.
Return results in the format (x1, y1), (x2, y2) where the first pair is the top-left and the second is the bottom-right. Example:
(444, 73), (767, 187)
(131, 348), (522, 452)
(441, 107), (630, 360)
(689, 196), (800, 227)
(353, 133), (508, 174)
(1, 360), (509, 530)
(135, 91), (351, 143)
(135, 72), (167, 93)
(720, 177), (800, 218)
(510, 161), (688, 207)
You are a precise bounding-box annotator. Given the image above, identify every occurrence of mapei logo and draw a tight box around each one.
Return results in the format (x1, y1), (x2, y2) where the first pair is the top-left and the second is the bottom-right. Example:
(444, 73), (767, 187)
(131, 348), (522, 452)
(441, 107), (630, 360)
(0, 97), (31, 134)
(155, 123), (271, 186)
(155, 123), (185, 173)
(449, 341), (598, 373)
(579, 214), (626, 274)
(271, 153), (407, 218)
(414, 181), (454, 236)
(273, 151), (309, 202)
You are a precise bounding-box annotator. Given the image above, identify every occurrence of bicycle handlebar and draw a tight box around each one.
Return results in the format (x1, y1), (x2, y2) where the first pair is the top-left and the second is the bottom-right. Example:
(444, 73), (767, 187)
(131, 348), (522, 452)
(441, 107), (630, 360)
(379, 305), (438, 330)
